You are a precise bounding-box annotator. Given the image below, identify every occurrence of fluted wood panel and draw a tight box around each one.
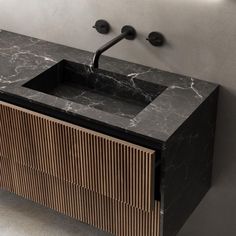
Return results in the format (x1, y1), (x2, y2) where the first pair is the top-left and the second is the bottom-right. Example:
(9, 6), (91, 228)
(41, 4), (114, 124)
(0, 157), (160, 236)
(0, 101), (155, 212)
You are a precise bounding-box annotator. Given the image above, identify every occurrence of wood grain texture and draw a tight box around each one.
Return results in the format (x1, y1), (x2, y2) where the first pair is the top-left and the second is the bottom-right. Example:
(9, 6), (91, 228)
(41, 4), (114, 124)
(0, 157), (160, 236)
(0, 101), (160, 235)
(0, 101), (155, 212)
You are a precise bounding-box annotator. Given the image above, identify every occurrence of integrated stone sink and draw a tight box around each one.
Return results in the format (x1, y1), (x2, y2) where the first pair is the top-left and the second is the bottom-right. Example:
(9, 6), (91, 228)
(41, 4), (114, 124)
(23, 60), (167, 119)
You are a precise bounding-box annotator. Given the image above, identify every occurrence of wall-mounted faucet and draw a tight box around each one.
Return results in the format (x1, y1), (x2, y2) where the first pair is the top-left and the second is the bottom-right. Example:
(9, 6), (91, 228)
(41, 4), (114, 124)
(91, 25), (136, 69)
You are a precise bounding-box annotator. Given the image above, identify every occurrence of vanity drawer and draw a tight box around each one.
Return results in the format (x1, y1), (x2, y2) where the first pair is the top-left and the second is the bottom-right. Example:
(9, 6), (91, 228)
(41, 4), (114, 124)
(0, 157), (160, 236)
(0, 101), (155, 211)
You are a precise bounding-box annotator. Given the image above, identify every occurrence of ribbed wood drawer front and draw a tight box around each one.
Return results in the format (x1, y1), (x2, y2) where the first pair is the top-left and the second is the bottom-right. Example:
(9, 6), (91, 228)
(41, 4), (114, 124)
(0, 101), (155, 211)
(0, 157), (160, 236)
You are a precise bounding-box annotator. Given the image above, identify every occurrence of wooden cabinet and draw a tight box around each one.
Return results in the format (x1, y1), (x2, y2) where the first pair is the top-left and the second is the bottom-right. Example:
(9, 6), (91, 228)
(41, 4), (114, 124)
(0, 101), (160, 236)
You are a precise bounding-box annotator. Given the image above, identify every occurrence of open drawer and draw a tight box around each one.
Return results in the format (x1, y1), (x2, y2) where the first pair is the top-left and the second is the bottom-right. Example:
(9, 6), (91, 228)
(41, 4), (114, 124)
(0, 101), (156, 212)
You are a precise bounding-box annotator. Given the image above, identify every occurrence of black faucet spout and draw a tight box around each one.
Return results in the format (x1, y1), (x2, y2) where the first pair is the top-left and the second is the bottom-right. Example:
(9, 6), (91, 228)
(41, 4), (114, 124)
(92, 25), (136, 69)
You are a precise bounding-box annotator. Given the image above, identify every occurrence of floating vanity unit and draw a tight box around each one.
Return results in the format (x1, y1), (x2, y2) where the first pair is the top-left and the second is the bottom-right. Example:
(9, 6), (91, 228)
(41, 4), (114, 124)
(0, 30), (219, 236)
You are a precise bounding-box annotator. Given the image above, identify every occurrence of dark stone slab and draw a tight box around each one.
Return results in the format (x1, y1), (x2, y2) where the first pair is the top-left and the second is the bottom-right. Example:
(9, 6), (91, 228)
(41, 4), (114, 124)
(160, 89), (219, 236)
(0, 30), (218, 144)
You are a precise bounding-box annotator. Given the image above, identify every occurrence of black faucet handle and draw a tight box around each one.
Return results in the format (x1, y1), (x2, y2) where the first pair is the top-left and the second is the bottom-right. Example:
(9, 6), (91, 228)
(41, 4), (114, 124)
(146, 32), (165, 47)
(93, 20), (110, 34)
(121, 25), (136, 40)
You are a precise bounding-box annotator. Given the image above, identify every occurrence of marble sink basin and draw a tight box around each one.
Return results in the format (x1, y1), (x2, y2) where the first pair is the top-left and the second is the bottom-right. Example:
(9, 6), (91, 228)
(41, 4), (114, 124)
(23, 60), (167, 119)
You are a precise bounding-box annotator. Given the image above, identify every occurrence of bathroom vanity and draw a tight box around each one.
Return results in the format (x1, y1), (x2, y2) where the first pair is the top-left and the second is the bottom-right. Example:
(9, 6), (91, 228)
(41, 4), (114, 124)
(0, 30), (219, 236)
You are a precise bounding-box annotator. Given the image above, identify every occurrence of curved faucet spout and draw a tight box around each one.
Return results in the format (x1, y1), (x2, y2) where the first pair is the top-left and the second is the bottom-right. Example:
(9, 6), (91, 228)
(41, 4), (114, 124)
(91, 25), (136, 69)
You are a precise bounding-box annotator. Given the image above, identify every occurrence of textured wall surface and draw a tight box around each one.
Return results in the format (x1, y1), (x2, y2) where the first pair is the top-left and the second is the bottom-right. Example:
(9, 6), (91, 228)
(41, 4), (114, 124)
(0, 0), (236, 235)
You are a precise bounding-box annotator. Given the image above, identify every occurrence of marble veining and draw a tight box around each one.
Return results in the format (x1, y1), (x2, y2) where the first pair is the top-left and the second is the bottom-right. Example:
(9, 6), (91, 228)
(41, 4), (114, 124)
(169, 77), (203, 100)
(0, 30), (218, 143)
(23, 60), (166, 119)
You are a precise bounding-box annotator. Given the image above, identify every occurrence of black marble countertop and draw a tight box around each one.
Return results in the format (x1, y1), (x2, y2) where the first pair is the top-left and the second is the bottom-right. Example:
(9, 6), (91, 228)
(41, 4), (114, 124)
(0, 30), (218, 147)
